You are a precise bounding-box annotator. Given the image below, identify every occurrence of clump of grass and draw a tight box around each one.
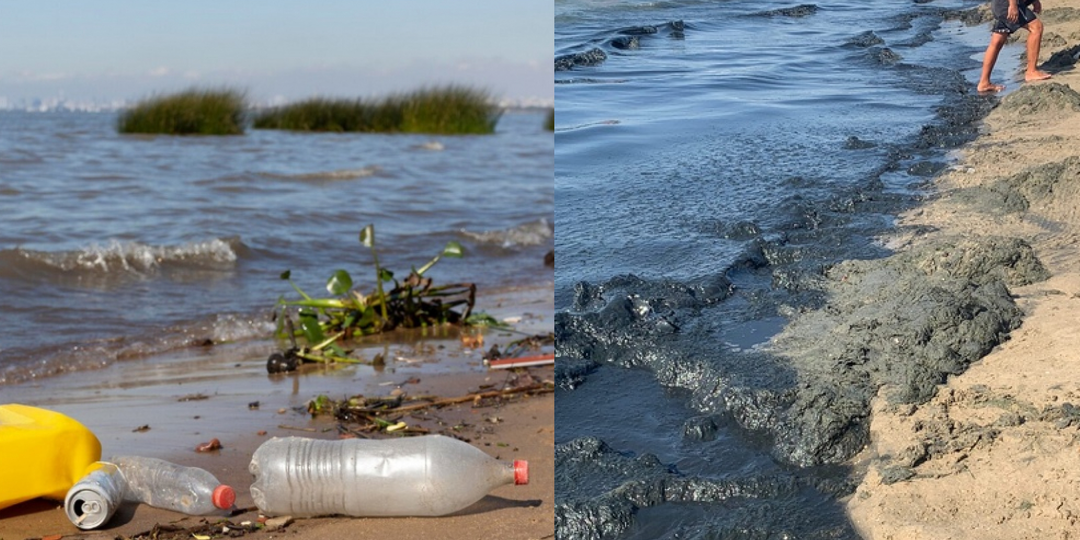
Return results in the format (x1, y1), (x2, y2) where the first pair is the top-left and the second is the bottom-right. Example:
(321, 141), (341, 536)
(397, 86), (501, 134)
(251, 97), (400, 133)
(252, 85), (501, 135)
(545, 108), (554, 131)
(118, 87), (246, 135)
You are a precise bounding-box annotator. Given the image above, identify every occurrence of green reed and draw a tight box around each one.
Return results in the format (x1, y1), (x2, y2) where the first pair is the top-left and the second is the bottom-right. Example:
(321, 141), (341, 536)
(117, 88), (247, 135)
(252, 85), (501, 135)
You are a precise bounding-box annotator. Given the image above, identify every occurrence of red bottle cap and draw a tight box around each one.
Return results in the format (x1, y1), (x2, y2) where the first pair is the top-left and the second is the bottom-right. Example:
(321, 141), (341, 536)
(514, 460), (529, 485)
(213, 485), (236, 510)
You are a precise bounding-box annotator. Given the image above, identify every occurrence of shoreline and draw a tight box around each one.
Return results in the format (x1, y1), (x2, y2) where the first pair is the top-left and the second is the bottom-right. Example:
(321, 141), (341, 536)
(845, 3), (1080, 538)
(0, 283), (554, 540)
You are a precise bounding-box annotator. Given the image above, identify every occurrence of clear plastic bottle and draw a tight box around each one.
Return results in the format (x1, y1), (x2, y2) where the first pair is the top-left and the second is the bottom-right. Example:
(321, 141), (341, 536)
(249, 435), (528, 517)
(111, 456), (236, 516)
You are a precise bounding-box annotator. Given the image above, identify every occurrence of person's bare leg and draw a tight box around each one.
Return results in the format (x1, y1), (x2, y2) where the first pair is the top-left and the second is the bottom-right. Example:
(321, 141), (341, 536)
(978, 32), (1009, 92)
(1024, 19), (1052, 81)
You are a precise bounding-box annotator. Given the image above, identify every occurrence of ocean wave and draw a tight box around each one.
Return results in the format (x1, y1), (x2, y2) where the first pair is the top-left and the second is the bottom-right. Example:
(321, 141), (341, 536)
(259, 166), (381, 182)
(0, 237), (245, 279)
(459, 218), (553, 249)
(0, 312), (275, 386)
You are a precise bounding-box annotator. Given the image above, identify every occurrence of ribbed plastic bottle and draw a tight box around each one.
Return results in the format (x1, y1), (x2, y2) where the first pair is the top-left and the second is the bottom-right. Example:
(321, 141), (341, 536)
(111, 456), (236, 516)
(249, 435), (528, 517)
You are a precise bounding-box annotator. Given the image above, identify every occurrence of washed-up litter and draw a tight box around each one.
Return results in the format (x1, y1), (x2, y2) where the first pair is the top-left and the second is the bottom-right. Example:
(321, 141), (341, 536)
(65, 456), (235, 530)
(308, 381), (551, 422)
(0, 404), (101, 512)
(486, 353), (555, 369)
(483, 332), (555, 369)
(0, 404), (237, 531)
(195, 438), (223, 453)
(249, 435), (526, 517)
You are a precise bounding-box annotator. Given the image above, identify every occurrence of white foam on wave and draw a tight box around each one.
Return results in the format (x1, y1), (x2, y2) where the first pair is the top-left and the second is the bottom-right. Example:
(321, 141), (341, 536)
(261, 166), (381, 181)
(33, 237), (241, 274)
(206, 313), (276, 343)
(414, 141), (445, 151)
(460, 218), (553, 248)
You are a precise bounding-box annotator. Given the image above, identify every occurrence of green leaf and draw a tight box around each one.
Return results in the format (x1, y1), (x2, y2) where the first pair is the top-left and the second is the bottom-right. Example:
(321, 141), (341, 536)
(298, 310), (327, 345)
(357, 307), (376, 328)
(280, 270), (292, 280)
(312, 331), (345, 351)
(379, 268), (394, 282)
(326, 269), (353, 295)
(442, 241), (464, 258)
(308, 394), (331, 414)
(359, 224), (375, 248)
(465, 311), (509, 328)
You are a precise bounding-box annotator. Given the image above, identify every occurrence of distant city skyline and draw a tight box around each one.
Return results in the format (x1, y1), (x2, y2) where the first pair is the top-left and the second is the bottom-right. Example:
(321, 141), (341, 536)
(0, 2), (552, 107)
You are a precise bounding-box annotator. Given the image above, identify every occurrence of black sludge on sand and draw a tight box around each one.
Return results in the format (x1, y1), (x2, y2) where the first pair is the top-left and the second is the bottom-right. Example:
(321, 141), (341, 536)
(555, 273), (734, 390)
(555, 236), (1047, 538)
(952, 156), (1080, 217)
(557, 236), (1045, 466)
(555, 437), (859, 540)
(997, 81), (1080, 116)
(766, 236), (1045, 466)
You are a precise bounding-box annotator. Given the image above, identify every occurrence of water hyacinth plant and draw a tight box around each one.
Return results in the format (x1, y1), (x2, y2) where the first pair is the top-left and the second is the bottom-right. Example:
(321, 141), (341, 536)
(252, 85), (501, 135)
(273, 224), (475, 366)
(117, 87), (247, 135)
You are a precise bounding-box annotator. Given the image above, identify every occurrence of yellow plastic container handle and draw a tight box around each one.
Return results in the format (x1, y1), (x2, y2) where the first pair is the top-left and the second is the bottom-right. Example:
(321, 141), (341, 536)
(0, 404), (102, 510)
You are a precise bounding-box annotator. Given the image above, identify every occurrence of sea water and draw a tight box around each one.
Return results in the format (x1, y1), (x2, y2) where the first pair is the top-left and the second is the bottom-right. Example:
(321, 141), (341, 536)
(0, 110), (553, 384)
(555, 0), (1008, 537)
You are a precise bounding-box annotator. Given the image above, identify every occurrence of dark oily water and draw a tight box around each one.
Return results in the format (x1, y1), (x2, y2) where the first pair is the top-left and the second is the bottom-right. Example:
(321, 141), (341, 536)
(555, 0), (1009, 538)
(0, 110), (553, 384)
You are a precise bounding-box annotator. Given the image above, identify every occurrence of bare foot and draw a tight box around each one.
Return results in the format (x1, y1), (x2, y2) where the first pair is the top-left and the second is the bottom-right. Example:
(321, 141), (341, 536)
(1025, 70), (1052, 82)
(977, 82), (1005, 93)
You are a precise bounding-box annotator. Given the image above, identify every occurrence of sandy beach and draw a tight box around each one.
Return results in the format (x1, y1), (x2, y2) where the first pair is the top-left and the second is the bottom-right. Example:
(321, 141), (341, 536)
(845, 3), (1080, 538)
(0, 285), (554, 540)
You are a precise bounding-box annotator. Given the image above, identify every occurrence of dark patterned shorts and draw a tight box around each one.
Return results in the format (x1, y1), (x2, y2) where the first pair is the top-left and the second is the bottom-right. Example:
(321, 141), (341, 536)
(991, 2), (1038, 34)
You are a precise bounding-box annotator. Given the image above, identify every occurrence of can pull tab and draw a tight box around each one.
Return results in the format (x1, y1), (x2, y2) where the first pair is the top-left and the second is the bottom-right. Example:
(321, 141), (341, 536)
(64, 462), (126, 530)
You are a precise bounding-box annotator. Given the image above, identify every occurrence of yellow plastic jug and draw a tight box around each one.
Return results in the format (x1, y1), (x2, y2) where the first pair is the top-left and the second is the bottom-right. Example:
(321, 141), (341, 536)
(0, 404), (101, 510)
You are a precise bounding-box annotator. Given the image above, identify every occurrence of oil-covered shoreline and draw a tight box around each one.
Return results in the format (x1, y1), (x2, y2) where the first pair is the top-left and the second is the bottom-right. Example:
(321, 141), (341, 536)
(554, 2), (1080, 538)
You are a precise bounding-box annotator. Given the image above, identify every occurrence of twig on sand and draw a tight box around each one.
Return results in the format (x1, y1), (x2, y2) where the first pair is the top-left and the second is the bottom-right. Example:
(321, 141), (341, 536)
(377, 382), (554, 414)
(277, 424), (318, 432)
(308, 381), (554, 433)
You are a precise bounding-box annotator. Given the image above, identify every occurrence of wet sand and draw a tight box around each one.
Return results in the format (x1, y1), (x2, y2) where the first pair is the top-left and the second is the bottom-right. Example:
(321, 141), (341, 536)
(0, 285), (554, 540)
(845, 4), (1080, 538)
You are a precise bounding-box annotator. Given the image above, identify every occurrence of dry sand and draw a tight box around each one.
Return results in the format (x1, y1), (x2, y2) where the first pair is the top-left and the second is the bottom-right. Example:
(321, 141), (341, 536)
(846, 4), (1080, 539)
(0, 285), (554, 540)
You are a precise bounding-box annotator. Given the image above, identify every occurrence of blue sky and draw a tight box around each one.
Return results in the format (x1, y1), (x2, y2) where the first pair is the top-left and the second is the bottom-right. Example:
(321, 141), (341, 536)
(0, 1), (552, 105)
